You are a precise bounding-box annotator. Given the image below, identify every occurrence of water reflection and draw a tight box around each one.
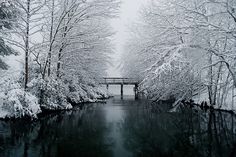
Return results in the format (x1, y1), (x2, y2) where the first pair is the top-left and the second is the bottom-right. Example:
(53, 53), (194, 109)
(121, 102), (236, 157)
(0, 98), (236, 157)
(0, 105), (114, 157)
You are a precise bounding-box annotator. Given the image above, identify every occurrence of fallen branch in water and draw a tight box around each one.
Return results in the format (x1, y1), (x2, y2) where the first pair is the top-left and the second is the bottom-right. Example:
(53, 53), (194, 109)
(181, 100), (236, 115)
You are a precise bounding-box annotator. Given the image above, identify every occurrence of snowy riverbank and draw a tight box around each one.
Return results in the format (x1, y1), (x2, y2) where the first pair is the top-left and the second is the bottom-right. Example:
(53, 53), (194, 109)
(0, 86), (110, 120)
(0, 55), (110, 119)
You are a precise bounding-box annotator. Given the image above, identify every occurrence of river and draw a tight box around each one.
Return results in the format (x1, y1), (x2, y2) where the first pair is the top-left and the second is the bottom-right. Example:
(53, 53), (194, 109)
(0, 95), (236, 157)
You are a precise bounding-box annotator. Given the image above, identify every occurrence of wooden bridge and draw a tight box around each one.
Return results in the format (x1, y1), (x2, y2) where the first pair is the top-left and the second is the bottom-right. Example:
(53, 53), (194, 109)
(99, 77), (140, 99)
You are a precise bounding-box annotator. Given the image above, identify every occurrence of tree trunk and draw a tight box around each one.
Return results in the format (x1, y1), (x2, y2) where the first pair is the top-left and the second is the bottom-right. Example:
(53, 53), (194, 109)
(212, 63), (223, 106)
(24, 0), (30, 89)
(48, 0), (55, 77)
(208, 52), (213, 106)
(57, 47), (62, 78)
(56, 13), (69, 78)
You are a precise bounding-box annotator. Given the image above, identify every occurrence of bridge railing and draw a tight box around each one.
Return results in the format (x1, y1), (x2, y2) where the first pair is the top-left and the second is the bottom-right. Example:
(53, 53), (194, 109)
(99, 77), (140, 84)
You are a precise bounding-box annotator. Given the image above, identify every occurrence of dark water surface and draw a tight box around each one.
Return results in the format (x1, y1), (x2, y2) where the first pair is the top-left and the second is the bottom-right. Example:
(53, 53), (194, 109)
(0, 96), (236, 157)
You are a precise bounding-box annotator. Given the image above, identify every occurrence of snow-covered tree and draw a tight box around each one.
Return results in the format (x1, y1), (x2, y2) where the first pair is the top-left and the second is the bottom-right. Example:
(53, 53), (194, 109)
(123, 0), (236, 109)
(1, 0), (46, 89)
(0, 0), (120, 118)
(0, 0), (17, 70)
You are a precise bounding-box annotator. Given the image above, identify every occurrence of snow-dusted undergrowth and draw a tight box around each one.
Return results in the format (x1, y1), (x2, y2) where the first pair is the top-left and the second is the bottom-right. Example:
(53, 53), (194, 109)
(0, 76), (108, 119)
(0, 79), (41, 119)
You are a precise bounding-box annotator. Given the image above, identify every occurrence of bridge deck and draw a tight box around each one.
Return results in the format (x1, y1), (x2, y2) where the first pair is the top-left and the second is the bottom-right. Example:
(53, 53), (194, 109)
(99, 77), (139, 85)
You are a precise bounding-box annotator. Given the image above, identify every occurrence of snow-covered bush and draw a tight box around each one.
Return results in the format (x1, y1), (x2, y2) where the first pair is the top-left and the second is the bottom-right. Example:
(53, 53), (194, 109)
(67, 81), (88, 103)
(66, 79), (109, 104)
(28, 78), (72, 110)
(0, 74), (108, 119)
(0, 80), (41, 119)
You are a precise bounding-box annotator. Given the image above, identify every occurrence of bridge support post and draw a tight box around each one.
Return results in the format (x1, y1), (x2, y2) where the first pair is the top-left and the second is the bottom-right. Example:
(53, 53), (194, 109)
(121, 84), (123, 99)
(134, 84), (139, 100)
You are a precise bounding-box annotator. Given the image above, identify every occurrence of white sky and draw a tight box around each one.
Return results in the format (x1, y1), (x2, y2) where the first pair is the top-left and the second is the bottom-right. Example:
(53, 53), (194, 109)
(107, 0), (149, 77)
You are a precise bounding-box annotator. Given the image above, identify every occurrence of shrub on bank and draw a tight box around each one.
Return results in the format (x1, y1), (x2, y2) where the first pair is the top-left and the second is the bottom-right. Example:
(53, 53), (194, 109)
(0, 80), (41, 119)
(0, 76), (108, 119)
